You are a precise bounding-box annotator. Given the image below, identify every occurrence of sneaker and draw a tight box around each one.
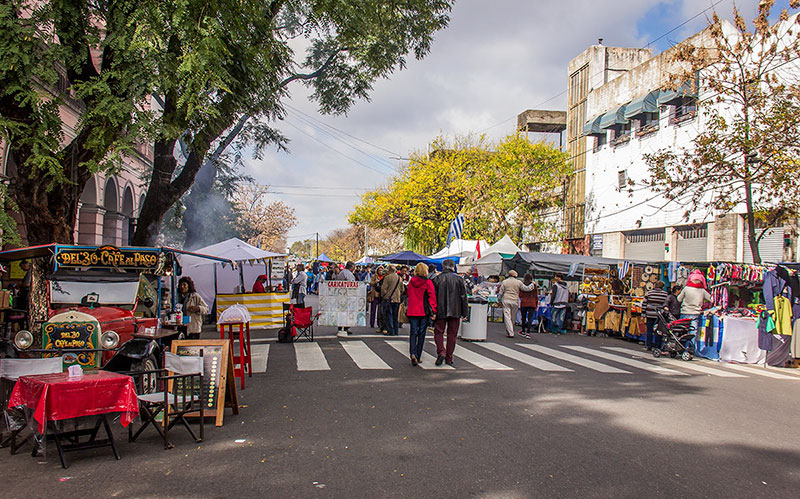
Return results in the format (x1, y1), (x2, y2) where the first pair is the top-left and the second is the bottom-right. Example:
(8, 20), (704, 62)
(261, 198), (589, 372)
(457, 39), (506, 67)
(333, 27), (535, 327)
(507, 333), (515, 338)
(445, 359), (454, 366)
(435, 354), (445, 366)
(336, 331), (348, 338)
(411, 355), (418, 366)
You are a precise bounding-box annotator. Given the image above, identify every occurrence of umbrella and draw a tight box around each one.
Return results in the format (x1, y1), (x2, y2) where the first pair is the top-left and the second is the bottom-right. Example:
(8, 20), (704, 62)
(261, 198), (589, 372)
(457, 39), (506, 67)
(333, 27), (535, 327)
(316, 252), (334, 263)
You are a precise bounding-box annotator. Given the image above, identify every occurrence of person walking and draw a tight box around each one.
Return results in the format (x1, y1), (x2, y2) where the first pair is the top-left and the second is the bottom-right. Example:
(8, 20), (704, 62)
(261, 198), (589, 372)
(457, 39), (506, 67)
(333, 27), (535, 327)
(369, 267), (385, 332)
(406, 263), (437, 366)
(336, 261), (357, 338)
(432, 259), (468, 366)
(643, 281), (669, 351)
(498, 270), (534, 338)
(519, 273), (538, 338)
(548, 274), (570, 334)
(178, 276), (209, 340)
(380, 265), (404, 336)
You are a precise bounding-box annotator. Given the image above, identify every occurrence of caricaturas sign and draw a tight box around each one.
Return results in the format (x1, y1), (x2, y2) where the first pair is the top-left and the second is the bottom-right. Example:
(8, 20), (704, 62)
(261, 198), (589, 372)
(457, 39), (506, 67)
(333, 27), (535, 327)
(55, 245), (159, 270)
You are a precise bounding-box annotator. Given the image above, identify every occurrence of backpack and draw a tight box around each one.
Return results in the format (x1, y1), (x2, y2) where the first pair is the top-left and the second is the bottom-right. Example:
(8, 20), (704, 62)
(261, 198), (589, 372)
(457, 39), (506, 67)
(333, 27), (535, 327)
(277, 327), (291, 343)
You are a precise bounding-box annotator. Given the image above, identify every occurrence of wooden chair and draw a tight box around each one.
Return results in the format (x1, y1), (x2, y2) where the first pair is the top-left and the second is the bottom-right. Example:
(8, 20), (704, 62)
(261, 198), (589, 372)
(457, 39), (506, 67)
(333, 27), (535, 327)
(0, 357), (64, 454)
(127, 351), (204, 449)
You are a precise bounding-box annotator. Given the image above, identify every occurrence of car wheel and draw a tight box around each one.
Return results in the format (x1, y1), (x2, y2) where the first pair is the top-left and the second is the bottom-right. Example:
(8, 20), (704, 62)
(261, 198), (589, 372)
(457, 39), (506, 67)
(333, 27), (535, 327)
(132, 354), (158, 394)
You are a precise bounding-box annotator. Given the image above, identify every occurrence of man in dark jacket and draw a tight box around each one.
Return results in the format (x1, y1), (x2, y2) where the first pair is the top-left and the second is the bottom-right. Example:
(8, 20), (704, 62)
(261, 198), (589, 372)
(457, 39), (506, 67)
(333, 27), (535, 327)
(431, 259), (468, 366)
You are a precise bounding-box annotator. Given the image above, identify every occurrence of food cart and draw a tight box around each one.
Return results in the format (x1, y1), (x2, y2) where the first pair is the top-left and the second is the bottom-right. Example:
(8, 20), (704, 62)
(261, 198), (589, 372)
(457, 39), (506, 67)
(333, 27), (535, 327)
(0, 244), (234, 372)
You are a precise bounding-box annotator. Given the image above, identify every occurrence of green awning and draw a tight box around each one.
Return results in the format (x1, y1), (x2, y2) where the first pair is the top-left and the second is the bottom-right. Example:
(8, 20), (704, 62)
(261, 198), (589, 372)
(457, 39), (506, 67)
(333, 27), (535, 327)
(598, 105), (628, 129)
(658, 81), (697, 105)
(581, 115), (603, 136)
(623, 90), (661, 118)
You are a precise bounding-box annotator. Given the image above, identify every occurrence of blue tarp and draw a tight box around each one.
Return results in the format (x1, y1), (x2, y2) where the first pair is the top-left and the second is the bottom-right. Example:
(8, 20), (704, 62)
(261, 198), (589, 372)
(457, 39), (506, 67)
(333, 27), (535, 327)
(316, 252), (334, 263)
(424, 256), (460, 271)
(382, 250), (429, 265)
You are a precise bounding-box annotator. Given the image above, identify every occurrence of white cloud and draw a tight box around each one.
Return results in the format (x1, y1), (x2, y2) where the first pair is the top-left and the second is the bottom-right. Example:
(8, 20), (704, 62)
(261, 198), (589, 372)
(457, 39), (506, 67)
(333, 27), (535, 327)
(242, 0), (772, 250)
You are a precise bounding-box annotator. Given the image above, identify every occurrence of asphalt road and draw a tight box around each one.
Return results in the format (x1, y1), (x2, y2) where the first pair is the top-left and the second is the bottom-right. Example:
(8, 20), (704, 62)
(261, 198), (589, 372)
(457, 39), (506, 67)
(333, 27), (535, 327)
(3, 303), (800, 498)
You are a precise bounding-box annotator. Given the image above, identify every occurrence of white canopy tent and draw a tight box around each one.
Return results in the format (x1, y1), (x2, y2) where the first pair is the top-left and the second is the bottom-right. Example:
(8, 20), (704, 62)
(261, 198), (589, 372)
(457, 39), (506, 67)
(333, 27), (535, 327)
(459, 235), (522, 269)
(457, 252), (505, 276)
(428, 239), (489, 260)
(180, 238), (287, 308)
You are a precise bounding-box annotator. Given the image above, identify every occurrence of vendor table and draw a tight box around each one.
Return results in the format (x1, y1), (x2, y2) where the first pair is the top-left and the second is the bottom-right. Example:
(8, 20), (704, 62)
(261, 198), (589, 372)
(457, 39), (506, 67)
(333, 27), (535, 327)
(7, 370), (138, 468)
(218, 322), (251, 390)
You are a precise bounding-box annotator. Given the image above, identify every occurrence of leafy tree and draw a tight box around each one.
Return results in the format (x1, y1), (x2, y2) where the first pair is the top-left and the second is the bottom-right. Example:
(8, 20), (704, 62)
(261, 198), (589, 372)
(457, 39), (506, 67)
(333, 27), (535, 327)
(231, 181), (297, 252)
(349, 133), (572, 252)
(0, 0), (453, 246)
(644, 1), (800, 263)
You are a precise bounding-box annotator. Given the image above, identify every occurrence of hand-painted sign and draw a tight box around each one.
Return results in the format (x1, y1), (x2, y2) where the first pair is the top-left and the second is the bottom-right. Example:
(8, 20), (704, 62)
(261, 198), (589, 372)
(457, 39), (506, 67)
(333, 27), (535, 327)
(55, 245), (159, 270)
(42, 311), (102, 368)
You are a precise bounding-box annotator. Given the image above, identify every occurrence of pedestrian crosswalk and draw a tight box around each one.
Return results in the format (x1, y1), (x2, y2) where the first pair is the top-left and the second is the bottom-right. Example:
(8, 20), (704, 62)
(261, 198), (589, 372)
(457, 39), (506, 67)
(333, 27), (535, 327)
(243, 339), (800, 381)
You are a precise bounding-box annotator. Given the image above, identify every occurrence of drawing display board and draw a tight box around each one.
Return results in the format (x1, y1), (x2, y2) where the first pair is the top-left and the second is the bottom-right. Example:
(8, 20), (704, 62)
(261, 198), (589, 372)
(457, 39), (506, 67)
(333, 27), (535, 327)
(171, 339), (239, 427)
(317, 281), (367, 327)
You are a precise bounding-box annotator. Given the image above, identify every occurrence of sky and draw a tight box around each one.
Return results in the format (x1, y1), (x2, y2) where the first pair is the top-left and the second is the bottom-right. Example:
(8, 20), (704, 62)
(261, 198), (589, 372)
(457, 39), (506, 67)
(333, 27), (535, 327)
(241, 0), (776, 250)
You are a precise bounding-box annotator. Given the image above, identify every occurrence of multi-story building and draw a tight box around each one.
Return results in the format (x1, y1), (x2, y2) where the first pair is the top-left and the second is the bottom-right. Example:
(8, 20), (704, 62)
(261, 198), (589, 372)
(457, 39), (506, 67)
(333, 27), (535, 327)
(573, 26), (798, 263)
(0, 67), (151, 248)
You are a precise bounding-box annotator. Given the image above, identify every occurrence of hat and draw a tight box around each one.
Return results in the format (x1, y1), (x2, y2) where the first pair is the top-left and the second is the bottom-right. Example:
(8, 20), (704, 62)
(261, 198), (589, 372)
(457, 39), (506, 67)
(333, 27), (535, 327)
(508, 270), (518, 277)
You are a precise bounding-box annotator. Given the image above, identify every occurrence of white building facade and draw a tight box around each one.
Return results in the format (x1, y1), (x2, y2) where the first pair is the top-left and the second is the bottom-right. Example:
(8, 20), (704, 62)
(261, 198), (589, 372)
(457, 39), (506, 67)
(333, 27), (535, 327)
(575, 22), (798, 264)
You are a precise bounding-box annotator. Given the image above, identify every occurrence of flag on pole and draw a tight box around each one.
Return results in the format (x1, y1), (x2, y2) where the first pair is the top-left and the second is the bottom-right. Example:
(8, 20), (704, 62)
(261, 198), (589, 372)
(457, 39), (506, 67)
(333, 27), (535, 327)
(475, 239), (481, 260)
(446, 213), (464, 246)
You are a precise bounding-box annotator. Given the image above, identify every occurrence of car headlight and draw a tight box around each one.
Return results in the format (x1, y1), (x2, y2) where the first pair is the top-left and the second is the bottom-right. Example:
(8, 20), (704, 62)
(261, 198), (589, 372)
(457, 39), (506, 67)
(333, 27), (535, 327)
(14, 330), (33, 350)
(100, 330), (120, 349)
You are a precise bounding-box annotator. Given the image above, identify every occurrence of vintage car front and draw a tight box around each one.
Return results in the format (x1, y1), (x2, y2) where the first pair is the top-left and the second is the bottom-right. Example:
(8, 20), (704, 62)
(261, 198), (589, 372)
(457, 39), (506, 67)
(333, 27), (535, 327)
(14, 274), (159, 369)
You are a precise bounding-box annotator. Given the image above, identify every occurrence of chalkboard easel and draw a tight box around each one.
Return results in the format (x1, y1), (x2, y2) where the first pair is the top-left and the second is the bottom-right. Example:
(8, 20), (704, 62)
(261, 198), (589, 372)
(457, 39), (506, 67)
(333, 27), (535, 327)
(170, 339), (239, 427)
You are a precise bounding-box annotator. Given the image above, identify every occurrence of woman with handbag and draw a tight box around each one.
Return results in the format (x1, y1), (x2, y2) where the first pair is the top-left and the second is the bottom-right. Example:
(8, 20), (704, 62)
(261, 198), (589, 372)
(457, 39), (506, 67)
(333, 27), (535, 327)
(369, 267), (386, 333)
(405, 263), (437, 366)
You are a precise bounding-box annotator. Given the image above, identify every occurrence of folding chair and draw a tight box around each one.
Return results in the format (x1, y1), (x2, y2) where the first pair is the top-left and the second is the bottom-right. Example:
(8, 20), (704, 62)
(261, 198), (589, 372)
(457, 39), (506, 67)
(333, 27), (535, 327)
(127, 351), (204, 449)
(0, 357), (64, 454)
(291, 306), (319, 342)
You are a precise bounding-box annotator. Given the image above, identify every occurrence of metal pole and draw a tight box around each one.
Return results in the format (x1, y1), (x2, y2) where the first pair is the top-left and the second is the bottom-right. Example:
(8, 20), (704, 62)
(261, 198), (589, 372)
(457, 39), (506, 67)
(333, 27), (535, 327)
(364, 225), (369, 257)
(315, 233), (319, 260)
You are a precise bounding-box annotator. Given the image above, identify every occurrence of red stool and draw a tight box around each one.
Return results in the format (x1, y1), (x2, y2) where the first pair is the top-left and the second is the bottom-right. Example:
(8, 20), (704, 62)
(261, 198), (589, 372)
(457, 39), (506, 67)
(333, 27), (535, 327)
(218, 321), (252, 389)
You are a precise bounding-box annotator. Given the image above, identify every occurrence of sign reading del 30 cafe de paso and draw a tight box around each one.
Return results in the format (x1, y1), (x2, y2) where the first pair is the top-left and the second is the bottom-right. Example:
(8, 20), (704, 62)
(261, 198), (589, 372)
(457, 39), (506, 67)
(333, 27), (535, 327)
(55, 245), (159, 270)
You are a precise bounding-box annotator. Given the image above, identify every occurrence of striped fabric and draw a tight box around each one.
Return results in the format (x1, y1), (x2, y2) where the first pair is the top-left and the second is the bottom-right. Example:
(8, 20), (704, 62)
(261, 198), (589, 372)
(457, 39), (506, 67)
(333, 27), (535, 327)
(643, 289), (669, 319)
(446, 213), (464, 245)
(216, 292), (290, 328)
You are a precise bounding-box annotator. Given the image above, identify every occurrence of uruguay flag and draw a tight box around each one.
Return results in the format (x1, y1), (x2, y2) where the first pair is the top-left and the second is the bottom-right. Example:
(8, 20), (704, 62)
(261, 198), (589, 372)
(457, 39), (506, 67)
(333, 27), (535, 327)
(446, 213), (464, 246)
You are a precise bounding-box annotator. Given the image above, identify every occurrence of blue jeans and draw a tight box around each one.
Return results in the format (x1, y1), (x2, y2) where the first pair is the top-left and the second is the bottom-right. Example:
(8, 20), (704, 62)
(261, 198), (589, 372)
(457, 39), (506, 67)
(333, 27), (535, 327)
(549, 307), (566, 333)
(385, 302), (400, 335)
(645, 317), (662, 349)
(409, 316), (427, 358)
(680, 313), (700, 335)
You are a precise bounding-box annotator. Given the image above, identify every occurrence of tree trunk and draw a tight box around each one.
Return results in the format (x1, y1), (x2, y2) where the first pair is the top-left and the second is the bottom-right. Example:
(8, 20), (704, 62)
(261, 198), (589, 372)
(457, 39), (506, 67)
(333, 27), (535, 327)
(131, 138), (181, 246)
(743, 177), (761, 264)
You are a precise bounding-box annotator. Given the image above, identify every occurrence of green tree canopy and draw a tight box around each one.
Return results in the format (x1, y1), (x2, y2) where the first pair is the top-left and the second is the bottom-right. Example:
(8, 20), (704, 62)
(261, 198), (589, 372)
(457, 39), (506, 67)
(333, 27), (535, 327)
(349, 133), (572, 253)
(0, 0), (453, 246)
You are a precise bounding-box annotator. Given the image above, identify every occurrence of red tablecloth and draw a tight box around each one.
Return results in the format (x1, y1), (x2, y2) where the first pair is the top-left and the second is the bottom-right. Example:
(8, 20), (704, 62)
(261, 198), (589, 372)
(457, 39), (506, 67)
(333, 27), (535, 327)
(8, 371), (139, 433)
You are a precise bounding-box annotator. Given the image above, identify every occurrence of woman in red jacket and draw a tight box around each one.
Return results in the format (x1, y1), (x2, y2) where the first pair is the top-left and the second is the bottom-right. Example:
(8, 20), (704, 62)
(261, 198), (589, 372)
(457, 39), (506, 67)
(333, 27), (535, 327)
(406, 262), (437, 366)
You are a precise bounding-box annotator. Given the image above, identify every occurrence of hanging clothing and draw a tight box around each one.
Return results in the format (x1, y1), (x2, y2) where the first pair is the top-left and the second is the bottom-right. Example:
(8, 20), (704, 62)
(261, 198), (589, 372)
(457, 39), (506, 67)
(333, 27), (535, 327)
(762, 269), (786, 312)
(773, 296), (793, 336)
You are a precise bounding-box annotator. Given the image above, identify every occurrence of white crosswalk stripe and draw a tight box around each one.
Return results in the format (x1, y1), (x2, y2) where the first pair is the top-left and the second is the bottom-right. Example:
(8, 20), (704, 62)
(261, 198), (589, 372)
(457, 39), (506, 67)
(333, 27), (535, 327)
(385, 341), (454, 370)
(562, 346), (687, 376)
(522, 345), (630, 374)
(715, 362), (800, 380)
(250, 344), (269, 373)
(436, 342), (513, 370)
(474, 343), (573, 372)
(341, 341), (392, 369)
(294, 342), (330, 371)
(601, 347), (746, 377)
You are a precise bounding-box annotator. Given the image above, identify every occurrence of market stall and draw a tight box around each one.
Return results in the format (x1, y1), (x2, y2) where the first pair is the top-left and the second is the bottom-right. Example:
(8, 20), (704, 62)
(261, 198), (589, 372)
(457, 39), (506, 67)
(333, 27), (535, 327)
(181, 238), (289, 328)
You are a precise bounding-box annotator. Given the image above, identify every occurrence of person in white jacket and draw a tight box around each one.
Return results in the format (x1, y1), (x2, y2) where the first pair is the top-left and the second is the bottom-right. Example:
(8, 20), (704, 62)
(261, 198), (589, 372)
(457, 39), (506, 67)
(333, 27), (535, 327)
(178, 276), (209, 339)
(498, 270), (534, 338)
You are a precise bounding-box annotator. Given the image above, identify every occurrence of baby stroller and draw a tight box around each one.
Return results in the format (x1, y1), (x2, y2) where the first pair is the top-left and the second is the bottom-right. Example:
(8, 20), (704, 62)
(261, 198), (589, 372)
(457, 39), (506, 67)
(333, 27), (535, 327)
(653, 308), (695, 361)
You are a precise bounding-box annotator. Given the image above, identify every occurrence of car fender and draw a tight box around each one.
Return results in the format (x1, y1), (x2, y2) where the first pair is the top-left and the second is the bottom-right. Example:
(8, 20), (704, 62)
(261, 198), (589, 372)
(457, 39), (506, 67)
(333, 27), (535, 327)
(115, 338), (158, 359)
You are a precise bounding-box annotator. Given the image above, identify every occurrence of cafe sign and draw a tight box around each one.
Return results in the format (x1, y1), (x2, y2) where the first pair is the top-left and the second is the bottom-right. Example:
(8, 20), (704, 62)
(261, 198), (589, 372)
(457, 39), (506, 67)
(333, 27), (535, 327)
(42, 311), (102, 368)
(55, 245), (159, 270)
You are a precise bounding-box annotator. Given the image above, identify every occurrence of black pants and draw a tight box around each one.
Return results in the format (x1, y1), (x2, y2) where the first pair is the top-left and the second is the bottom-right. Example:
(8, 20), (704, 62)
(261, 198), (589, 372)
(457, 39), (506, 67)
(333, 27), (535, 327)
(520, 307), (536, 332)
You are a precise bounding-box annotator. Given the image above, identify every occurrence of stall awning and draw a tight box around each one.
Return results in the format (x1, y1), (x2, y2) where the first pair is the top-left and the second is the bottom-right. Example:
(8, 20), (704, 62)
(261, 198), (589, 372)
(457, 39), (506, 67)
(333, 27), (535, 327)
(598, 105), (628, 130)
(581, 115), (603, 136)
(657, 81), (697, 105)
(624, 90), (661, 119)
